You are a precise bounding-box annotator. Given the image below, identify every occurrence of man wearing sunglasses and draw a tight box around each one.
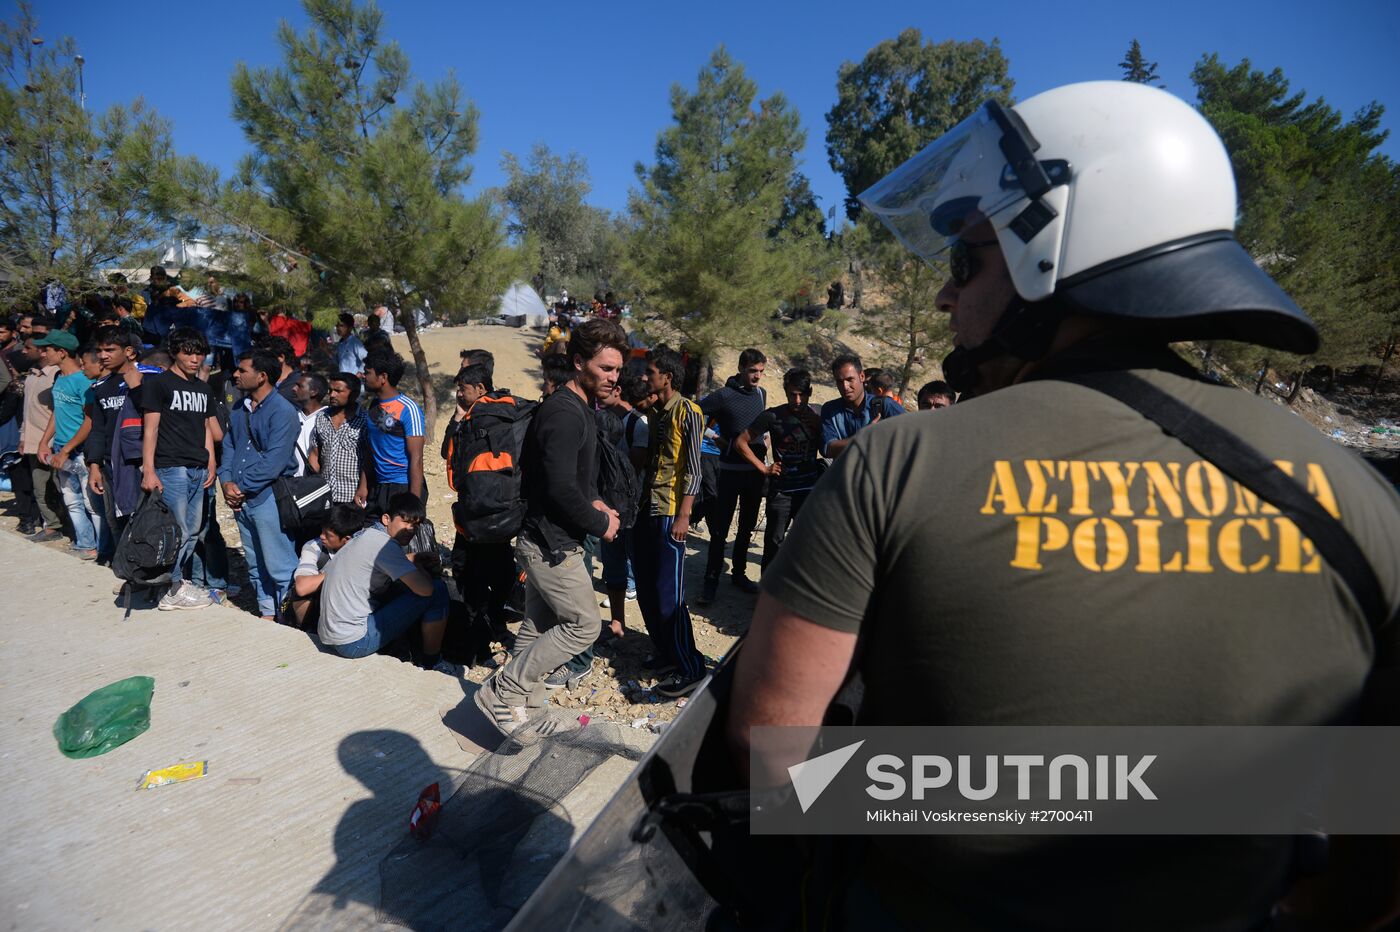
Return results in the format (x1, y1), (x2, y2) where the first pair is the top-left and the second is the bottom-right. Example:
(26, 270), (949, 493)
(727, 82), (1400, 930)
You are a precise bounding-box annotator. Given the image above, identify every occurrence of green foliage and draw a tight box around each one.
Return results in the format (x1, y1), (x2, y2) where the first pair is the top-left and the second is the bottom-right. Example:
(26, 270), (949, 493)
(628, 47), (835, 358)
(1192, 54), (1397, 372)
(216, 0), (526, 431)
(500, 143), (607, 296)
(825, 30), (1014, 220)
(310, 306), (343, 331)
(853, 224), (950, 393)
(0, 3), (203, 305)
(1119, 40), (1163, 86)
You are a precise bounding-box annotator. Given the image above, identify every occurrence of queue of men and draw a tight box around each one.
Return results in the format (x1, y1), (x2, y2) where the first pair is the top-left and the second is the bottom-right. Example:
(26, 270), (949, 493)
(1, 297), (952, 720)
(0, 312), (463, 680)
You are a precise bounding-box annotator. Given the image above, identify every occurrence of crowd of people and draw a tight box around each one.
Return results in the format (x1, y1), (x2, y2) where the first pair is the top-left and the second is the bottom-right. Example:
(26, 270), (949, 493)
(0, 286), (957, 722)
(0, 299), (455, 675)
(6, 78), (1397, 930)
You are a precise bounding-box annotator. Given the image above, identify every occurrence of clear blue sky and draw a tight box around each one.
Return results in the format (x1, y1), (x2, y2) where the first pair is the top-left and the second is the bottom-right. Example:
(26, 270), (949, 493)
(23, 0), (1400, 221)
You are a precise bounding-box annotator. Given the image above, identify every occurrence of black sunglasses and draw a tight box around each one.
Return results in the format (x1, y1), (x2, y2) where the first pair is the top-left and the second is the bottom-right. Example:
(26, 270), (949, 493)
(948, 237), (1000, 287)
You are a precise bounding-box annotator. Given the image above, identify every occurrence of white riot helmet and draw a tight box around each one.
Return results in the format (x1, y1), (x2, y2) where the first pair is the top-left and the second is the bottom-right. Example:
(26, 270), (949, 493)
(859, 81), (1317, 387)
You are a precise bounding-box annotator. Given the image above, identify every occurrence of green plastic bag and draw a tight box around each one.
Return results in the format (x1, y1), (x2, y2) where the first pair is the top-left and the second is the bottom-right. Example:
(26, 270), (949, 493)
(53, 676), (155, 759)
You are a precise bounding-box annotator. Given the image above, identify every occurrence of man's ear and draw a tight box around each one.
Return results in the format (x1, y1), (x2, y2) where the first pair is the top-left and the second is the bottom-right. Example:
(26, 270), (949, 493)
(380, 512), (391, 528)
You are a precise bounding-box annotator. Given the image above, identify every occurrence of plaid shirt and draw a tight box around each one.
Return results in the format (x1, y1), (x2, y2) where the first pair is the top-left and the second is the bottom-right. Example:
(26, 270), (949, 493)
(312, 408), (367, 503)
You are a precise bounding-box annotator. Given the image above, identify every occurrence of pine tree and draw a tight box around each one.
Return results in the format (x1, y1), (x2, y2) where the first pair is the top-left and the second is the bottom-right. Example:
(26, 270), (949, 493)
(628, 47), (833, 359)
(1119, 40), (1163, 86)
(826, 30), (1014, 220)
(0, 2), (202, 304)
(852, 231), (949, 394)
(219, 0), (523, 440)
(1192, 54), (1395, 377)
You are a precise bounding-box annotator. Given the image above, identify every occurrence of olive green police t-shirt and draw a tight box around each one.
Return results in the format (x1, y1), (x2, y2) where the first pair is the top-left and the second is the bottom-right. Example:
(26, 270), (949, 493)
(763, 360), (1400, 930)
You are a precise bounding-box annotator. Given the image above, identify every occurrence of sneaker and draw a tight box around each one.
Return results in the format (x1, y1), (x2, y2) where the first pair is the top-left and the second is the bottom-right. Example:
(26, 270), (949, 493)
(641, 655), (677, 676)
(696, 576), (719, 606)
(473, 675), (531, 738)
(543, 663), (590, 691)
(730, 575), (760, 595)
(157, 587), (183, 611)
(161, 583), (212, 611)
(180, 584), (215, 610)
(654, 673), (704, 699)
(625, 587), (637, 601)
(17, 519), (36, 535)
(428, 657), (464, 677)
(74, 549), (98, 561)
(29, 528), (62, 543)
(600, 596), (611, 609)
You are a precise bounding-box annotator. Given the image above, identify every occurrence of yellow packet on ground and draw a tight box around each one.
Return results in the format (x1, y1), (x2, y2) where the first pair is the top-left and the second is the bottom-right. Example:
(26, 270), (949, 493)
(137, 760), (208, 790)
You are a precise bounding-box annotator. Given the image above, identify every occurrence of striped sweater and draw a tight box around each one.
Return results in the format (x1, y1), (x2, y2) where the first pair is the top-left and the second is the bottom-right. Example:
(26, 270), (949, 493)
(644, 390), (703, 517)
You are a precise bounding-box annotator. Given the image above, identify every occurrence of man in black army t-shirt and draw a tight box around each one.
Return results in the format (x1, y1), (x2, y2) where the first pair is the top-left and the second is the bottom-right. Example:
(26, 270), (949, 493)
(727, 82), (1400, 930)
(140, 326), (218, 610)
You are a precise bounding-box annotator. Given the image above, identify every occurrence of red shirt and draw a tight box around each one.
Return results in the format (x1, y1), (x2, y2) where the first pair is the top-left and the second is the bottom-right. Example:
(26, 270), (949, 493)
(268, 315), (312, 357)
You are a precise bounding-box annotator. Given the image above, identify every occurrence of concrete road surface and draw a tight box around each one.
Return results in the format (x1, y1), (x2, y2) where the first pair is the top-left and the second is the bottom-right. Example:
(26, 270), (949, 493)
(0, 527), (637, 929)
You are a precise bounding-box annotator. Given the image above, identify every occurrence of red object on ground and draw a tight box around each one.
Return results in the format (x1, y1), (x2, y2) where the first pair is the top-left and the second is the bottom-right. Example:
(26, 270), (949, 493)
(409, 782), (442, 840)
(268, 314), (312, 357)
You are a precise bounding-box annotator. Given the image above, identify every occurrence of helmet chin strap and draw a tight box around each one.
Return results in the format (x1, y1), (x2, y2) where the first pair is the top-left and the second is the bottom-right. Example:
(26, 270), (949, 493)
(941, 298), (1066, 395)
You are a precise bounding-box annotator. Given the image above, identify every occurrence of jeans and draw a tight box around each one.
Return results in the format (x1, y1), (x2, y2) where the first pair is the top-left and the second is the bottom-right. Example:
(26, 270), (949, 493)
(761, 487), (810, 570)
(233, 490), (298, 617)
(335, 578), (450, 658)
(191, 487), (229, 592)
(92, 481), (114, 560)
(54, 451), (101, 551)
(156, 465), (207, 586)
(633, 513), (705, 680)
(98, 465), (128, 549)
(705, 469), (765, 581)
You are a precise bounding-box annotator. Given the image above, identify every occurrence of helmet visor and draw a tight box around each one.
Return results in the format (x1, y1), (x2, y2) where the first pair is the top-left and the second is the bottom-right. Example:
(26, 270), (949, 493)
(857, 105), (1031, 261)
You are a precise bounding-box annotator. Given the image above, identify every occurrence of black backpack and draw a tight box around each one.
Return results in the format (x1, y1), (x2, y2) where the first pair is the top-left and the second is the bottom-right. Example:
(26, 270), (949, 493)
(111, 491), (183, 616)
(446, 391), (537, 543)
(595, 409), (640, 531)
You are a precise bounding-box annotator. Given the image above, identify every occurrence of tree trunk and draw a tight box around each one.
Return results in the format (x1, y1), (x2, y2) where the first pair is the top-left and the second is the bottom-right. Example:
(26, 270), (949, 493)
(1254, 359), (1270, 395)
(397, 298), (438, 445)
(1282, 371), (1302, 405)
(1373, 331), (1396, 394)
(850, 258), (864, 309)
(900, 304), (919, 396)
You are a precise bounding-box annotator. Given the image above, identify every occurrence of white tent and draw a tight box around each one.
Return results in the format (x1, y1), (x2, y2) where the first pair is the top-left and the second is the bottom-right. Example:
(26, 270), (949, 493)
(494, 280), (549, 329)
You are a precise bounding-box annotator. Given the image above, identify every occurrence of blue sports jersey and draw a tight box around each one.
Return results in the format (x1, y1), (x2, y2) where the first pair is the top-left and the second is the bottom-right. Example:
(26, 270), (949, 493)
(365, 393), (425, 484)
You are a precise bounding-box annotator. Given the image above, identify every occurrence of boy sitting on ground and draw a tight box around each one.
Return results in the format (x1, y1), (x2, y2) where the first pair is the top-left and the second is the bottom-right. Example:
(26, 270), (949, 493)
(317, 492), (461, 675)
(284, 503), (364, 630)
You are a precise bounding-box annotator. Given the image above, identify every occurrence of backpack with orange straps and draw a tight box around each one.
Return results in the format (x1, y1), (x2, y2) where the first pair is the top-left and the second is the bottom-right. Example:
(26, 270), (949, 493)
(445, 390), (537, 543)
